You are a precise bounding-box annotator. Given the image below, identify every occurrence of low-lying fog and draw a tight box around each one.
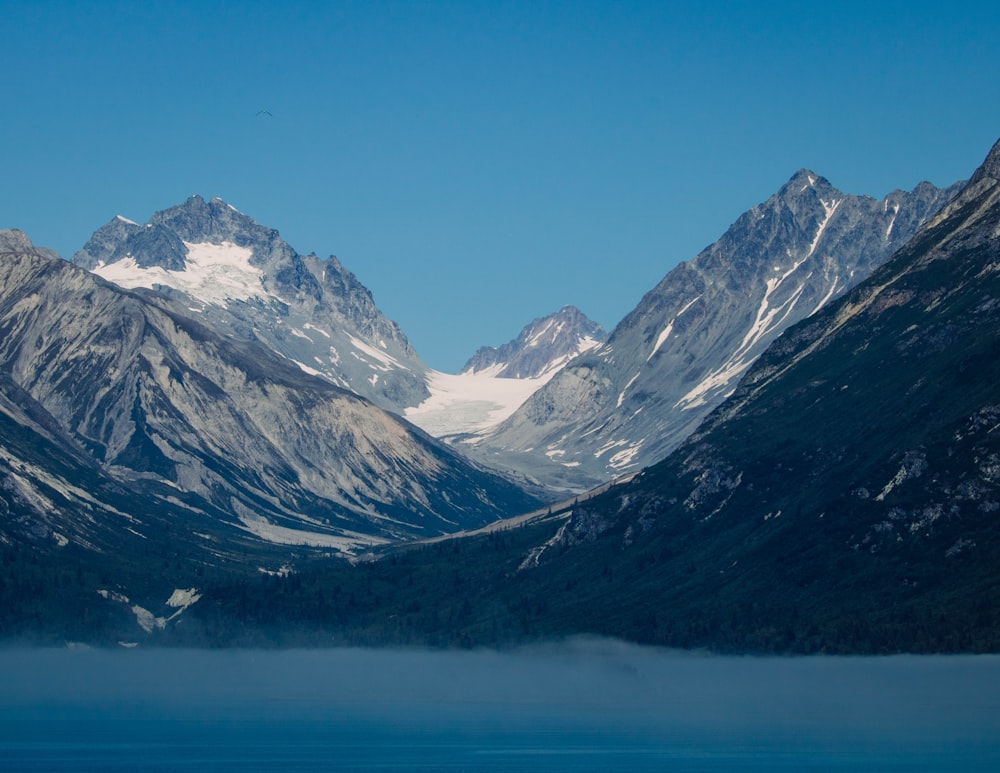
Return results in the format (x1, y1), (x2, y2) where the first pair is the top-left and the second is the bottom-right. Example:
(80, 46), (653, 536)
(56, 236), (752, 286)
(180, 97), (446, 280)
(2, 640), (999, 770)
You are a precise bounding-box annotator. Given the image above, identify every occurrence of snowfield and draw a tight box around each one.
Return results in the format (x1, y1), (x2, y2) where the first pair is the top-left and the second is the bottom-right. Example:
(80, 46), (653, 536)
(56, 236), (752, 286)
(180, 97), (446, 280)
(405, 369), (553, 437)
(92, 241), (265, 306)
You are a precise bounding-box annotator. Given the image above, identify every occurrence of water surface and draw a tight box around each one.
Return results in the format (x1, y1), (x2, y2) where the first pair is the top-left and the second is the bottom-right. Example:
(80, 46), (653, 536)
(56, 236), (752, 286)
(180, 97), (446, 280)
(2, 641), (998, 770)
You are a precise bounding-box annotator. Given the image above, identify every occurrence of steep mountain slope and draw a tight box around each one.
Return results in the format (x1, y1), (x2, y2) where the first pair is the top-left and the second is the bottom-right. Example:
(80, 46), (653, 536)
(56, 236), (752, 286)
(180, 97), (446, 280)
(502, 137), (1000, 650)
(73, 196), (429, 414)
(460, 306), (606, 379)
(472, 174), (962, 490)
(0, 239), (540, 559)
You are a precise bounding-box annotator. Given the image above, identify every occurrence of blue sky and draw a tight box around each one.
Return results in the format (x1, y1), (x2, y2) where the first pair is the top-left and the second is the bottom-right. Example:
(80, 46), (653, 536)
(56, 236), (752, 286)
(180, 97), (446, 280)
(3, 1), (999, 372)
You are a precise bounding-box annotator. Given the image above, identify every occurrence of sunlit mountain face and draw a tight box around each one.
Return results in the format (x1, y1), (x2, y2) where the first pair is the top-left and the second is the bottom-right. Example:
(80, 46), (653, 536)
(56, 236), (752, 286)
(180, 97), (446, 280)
(470, 174), (962, 491)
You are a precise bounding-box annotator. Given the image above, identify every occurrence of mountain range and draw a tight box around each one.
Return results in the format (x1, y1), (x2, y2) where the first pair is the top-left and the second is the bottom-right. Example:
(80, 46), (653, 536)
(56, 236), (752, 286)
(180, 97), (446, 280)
(173, 136), (1000, 653)
(1, 135), (997, 651)
(0, 232), (540, 566)
(69, 176), (962, 498)
(460, 173), (963, 490)
(71, 198), (602, 448)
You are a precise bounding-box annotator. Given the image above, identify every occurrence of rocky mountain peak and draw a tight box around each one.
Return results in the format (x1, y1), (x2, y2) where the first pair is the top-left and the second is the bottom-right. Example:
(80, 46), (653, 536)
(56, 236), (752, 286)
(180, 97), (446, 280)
(0, 228), (36, 253)
(0, 229), (62, 261)
(781, 168), (836, 196)
(149, 195), (269, 247)
(70, 198), (429, 414)
(461, 305), (606, 379)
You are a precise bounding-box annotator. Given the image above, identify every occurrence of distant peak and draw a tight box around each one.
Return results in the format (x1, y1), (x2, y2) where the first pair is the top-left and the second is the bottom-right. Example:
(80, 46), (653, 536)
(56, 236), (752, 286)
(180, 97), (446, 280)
(460, 306), (606, 378)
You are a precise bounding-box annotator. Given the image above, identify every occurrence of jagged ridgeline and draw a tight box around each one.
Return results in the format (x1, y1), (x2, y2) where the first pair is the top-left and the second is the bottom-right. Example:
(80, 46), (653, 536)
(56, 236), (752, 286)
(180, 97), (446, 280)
(460, 306), (607, 379)
(72, 195), (431, 414)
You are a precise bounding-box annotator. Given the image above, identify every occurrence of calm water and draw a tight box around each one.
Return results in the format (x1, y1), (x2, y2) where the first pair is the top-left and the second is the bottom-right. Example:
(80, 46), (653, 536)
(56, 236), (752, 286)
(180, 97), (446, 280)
(1, 641), (998, 771)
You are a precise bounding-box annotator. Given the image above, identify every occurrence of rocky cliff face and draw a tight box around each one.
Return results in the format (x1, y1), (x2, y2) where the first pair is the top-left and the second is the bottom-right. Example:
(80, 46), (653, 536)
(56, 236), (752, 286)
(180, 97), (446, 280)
(73, 196), (429, 414)
(0, 240), (539, 560)
(470, 172), (963, 490)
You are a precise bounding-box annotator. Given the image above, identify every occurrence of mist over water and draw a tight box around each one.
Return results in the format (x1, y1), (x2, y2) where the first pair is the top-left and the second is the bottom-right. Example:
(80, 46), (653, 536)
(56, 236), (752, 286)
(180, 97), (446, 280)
(2, 640), (999, 770)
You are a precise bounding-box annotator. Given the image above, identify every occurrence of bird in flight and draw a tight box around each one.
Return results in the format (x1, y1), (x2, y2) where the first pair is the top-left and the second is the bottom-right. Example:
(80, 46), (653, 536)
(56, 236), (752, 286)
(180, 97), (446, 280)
(256, 109), (273, 117)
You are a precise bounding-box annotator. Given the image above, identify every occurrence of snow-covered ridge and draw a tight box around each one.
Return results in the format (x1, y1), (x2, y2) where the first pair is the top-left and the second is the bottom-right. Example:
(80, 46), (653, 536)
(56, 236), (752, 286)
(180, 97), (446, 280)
(92, 241), (265, 307)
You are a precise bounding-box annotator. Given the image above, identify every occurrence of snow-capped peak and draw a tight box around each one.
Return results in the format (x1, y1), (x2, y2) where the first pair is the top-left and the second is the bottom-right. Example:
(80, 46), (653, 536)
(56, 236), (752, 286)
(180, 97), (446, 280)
(460, 306), (607, 379)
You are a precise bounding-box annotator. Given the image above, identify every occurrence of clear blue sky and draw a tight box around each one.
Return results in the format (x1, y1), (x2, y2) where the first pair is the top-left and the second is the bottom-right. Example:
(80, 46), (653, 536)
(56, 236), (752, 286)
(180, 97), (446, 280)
(3, 1), (998, 372)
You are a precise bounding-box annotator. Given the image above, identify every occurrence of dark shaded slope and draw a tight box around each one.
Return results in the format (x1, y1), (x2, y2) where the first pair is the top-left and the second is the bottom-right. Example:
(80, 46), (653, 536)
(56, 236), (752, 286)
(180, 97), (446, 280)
(503, 138), (1000, 651)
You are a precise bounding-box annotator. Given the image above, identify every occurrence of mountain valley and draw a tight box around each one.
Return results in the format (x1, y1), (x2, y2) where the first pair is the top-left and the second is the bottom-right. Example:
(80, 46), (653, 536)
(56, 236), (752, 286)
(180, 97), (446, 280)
(1, 137), (998, 652)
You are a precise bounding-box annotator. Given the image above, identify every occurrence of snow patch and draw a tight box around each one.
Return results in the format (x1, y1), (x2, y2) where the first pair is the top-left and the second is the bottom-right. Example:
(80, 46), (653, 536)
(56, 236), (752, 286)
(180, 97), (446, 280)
(347, 334), (404, 371)
(805, 198), (841, 260)
(594, 438), (629, 459)
(295, 360), (323, 376)
(304, 323), (331, 339)
(813, 274), (841, 312)
(166, 588), (201, 608)
(885, 202), (901, 240)
(131, 605), (165, 633)
(647, 296), (701, 362)
(91, 241), (265, 307)
(673, 356), (750, 411)
(617, 372), (641, 408)
(608, 442), (643, 469)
